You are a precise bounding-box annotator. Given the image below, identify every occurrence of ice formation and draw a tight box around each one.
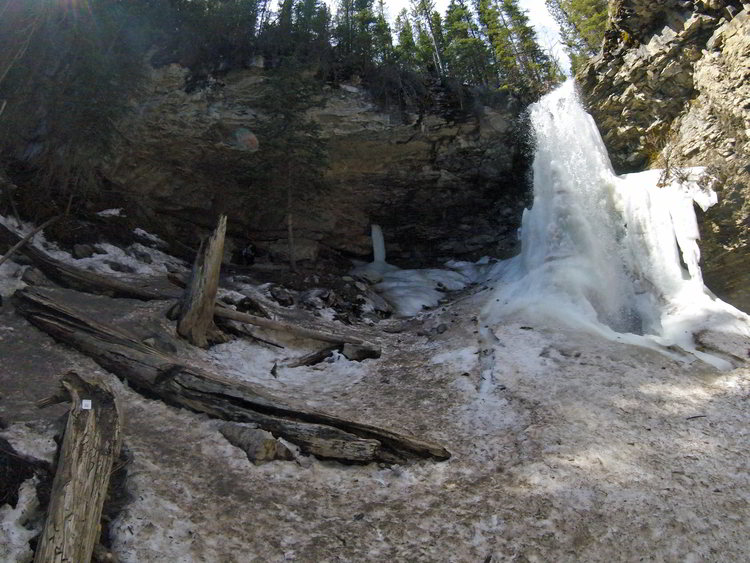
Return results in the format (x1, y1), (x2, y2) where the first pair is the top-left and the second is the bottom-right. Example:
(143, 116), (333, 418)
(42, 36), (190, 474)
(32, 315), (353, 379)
(350, 224), (474, 316)
(481, 80), (749, 368)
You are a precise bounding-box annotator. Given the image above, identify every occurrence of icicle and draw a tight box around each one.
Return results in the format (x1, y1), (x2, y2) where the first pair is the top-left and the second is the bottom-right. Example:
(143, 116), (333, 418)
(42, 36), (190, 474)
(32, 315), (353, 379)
(371, 224), (386, 263)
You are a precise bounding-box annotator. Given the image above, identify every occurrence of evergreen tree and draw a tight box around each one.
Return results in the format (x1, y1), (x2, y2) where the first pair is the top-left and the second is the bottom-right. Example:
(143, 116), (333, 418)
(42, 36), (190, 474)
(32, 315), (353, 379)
(545, 0), (607, 72)
(475, 0), (522, 88)
(372, 0), (394, 63)
(411, 0), (445, 76)
(442, 0), (492, 85)
(394, 9), (418, 69)
(251, 62), (328, 271)
(500, 0), (559, 95)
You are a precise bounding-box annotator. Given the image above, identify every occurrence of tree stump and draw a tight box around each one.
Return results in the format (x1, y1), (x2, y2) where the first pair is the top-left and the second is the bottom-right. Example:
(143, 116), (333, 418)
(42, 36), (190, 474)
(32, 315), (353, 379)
(177, 215), (228, 347)
(34, 371), (122, 563)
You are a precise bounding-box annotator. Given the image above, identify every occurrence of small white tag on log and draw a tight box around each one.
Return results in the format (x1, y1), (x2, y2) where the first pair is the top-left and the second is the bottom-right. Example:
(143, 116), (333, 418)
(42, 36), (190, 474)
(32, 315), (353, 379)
(81, 399), (92, 410)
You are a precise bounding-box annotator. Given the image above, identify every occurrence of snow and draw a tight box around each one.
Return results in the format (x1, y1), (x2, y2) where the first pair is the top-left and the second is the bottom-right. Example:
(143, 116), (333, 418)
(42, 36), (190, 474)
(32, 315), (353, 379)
(96, 208), (124, 217)
(352, 258), (475, 317)
(133, 227), (167, 247)
(0, 422), (57, 464)
(205, 338), (371, 400)
(0, 478), (39, 563)
(0, 259), (27, 299)
(0, 214), (186, 281)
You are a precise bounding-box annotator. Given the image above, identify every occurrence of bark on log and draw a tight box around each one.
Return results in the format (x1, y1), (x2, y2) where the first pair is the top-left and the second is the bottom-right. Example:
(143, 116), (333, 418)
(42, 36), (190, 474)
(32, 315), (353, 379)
(177, 215), (227, 347)
(284, 345), (340, 367)
(34, 370), (122, 563)
(215, 307), (381, 358)
(0, 221), (174, 301)
(15, 287), (449, 464)
(0, 215), (60, 268)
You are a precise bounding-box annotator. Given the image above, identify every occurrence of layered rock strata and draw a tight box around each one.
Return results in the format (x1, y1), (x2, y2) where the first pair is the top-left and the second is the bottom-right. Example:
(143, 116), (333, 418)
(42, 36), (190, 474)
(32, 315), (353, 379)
(103, 66), (527, 266)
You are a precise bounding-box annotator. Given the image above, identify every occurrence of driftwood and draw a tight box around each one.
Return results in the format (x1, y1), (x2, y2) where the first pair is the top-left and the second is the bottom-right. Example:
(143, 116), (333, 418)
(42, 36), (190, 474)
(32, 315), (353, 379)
(34, 370), (122, 563)
(284, 345), (340, 368)
(16, 287), (449, 464)
(0, 215), (60, 268)
(215, 307), (381, 358)
(0, 221), (174, 301)
(177, 215), (227, 347)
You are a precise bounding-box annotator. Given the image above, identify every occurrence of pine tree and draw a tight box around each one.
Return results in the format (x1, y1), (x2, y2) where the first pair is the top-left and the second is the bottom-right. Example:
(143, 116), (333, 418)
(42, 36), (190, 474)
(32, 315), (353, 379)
(443, 0), (492, 85)
(411, 0), (445, 76)
(394, 9), (418, 69)
(372, 0), (394, 63)
(545, 0), (607, 72)
(252, 62), (328, 271)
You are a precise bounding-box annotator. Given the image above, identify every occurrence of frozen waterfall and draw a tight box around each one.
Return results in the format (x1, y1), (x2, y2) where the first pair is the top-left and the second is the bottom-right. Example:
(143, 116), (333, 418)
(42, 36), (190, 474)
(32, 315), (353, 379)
(481, 80), (749, 368)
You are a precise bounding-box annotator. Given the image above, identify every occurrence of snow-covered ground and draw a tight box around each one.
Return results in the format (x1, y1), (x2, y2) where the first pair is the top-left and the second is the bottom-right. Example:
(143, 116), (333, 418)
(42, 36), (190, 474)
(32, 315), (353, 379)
(1, 272), (748, 561)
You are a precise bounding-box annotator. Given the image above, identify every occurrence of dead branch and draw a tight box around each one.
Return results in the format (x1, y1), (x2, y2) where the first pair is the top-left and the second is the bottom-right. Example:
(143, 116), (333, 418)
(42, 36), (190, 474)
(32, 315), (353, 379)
(215, 307), (381, 357)
(0, 215), (60, 268)
(0, 221), (177, 301)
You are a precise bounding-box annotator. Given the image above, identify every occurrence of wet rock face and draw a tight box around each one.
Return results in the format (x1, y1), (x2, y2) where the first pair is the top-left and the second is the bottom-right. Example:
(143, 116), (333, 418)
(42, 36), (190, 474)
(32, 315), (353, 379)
(103, 66), (528, 268)
(580, 1), (750, 311)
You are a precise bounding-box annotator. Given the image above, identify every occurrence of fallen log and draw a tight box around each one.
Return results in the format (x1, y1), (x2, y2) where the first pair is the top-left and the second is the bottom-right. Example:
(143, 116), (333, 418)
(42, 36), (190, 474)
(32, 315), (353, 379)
(177, 215), (227, 347)
(215, 307), (381, 358)
(0, 221), (175, 301)
(0, 215), (60, 268)
(2, 219), (379, 352)
(34, 370), (122, 563)
(15, 287), (449, 464)
(284, 344), (340, 368)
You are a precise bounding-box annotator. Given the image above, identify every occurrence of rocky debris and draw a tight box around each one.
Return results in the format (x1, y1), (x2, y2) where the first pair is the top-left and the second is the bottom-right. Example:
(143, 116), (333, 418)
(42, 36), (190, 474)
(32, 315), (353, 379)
(341, 342), (381, 361)
(219, 424), (294, 464)
(269, 285), (295, 307)
(579, 1), (750, 311)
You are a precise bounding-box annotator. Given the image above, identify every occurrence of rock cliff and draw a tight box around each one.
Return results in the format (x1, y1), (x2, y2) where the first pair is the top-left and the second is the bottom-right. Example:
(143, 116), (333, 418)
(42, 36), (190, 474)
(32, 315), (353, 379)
(579, 0), (750, 311)
(102, 65), (528, 267)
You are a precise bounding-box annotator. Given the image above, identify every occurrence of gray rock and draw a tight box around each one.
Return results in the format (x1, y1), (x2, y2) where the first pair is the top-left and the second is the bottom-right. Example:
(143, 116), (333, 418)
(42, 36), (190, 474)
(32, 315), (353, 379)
(269, 286), (295, 307)
(104, 260), (136, 274)
(72, 244), (96, 259)
(341, 343), (381, 361)
(21, 267), (53, 287)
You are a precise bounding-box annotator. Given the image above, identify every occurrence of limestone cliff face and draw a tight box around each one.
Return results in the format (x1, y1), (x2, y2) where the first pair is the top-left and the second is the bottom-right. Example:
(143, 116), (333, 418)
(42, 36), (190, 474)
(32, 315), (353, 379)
(579, 0), (750, 311)
(103, 65), (527, 267)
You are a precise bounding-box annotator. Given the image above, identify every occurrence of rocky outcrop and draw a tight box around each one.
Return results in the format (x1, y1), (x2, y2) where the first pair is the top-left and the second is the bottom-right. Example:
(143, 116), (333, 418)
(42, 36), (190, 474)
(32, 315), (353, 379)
(102, 65), (527, 268)
(579, 0), (750, 311)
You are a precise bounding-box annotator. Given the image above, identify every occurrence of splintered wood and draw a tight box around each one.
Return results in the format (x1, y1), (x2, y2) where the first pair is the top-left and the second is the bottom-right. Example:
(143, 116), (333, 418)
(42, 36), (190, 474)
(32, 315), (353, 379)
(34, 371), (122, 563)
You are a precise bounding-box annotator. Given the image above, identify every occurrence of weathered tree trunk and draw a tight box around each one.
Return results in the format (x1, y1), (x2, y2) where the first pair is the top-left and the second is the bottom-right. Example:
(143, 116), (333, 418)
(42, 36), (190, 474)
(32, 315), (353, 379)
(177, 215), (227, 347)
(0, 215), (59, 268)
(214, 307), (381, 358)
(34, 371), (122, 563)
(0, 221), (175, 301)
(16, 287), (449, 464)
